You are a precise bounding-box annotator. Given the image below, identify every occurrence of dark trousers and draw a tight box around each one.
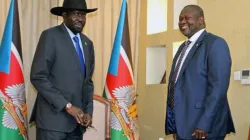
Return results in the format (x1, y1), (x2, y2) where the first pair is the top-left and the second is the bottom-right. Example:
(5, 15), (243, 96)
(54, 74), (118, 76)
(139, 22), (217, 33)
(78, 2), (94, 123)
(176, 136), (225, 140)
(36, 125), (83, 140)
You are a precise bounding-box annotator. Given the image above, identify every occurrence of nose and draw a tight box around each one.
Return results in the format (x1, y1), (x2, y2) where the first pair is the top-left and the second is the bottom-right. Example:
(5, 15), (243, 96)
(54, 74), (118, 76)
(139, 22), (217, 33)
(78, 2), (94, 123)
(75, 14), (85, 22)
(78, 17), (83, 22)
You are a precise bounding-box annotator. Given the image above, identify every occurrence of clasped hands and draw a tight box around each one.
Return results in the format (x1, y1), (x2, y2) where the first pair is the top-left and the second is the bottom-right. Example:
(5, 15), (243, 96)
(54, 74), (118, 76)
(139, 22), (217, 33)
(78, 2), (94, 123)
(66, 105), (92, 127)
(173, 128), (208, 140)
(192, 128), (208, 139)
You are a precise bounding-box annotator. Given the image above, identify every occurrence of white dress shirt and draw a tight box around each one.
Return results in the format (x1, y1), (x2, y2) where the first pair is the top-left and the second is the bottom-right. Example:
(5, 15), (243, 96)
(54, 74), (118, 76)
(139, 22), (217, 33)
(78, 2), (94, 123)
(175, 29), (205, 82)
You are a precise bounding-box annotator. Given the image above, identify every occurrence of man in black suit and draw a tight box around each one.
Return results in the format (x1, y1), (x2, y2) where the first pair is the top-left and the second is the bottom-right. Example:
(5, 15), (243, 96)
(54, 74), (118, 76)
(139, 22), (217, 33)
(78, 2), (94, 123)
(30, 0), (97, 139)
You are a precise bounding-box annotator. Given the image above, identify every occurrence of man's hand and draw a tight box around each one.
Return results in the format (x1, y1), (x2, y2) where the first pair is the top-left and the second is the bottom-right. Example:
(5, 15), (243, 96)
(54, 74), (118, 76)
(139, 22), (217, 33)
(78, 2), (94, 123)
(192, 128), (208, 139)
(66, 105), (85, 125)
(173, 134), (176, 140)
(82, 114), (92, 127)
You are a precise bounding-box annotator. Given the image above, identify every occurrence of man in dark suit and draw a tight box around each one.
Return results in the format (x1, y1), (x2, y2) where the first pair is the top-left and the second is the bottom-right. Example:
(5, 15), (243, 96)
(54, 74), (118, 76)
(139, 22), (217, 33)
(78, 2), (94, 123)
(165, 5), (235, 140)
(29, 0), (97, 139)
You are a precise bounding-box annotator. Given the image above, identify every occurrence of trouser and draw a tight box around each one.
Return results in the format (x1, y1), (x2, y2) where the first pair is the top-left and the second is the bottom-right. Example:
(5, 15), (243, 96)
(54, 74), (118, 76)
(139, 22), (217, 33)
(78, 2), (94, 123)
(36, 125), (83, 140)
(176, 135), (225, 140)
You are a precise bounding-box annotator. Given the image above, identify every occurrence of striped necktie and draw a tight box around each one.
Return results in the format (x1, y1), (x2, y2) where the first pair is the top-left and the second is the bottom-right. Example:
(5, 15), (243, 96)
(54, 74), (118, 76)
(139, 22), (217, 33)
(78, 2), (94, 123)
(169, 40), (191, 108)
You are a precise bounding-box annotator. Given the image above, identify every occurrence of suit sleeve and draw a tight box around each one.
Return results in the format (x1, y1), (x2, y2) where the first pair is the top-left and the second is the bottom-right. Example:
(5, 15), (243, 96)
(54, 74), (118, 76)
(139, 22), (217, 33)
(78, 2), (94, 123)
(197, 38), (232, 132)
(85, 41), (95, 116)
(30, 31), (69, 113)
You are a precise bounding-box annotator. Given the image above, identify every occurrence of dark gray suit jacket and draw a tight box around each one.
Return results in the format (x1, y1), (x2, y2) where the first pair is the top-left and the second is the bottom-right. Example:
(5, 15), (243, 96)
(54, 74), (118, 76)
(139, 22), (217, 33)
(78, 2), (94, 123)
(30, 24), (95, 132)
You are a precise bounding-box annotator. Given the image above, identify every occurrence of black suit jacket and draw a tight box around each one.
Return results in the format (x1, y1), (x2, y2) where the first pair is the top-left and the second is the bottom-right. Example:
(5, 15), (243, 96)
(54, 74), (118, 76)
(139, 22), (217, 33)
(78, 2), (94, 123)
(30, 24), (95, 132)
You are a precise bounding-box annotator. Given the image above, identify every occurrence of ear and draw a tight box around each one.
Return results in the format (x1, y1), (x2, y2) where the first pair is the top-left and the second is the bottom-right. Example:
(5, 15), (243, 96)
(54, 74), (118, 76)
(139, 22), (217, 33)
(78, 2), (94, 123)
(62, 12), (67, 18)
(199, 16), (204, 24)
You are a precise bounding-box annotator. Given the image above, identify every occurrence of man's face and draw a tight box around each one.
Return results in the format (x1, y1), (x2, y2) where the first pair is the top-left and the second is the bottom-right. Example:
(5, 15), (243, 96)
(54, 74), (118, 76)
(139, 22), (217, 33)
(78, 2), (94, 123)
(63, 10), (86, 34)
(178, 8), (203, 38)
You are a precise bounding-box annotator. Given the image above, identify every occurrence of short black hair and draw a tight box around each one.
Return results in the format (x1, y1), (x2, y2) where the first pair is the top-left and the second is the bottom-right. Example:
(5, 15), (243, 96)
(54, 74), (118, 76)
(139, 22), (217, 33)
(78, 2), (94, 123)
(183, 5), (204, 18)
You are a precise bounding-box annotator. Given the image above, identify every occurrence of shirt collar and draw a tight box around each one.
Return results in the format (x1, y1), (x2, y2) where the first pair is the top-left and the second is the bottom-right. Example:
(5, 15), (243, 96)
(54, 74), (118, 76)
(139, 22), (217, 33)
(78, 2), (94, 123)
(64, 23), (81, 39)
(188, 28), (205, 43)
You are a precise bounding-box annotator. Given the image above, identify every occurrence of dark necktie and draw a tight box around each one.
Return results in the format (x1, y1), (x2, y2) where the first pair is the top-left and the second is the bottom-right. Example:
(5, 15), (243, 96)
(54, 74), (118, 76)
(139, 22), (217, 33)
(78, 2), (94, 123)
(169, 40), (191, 108)
(73, 36), (86, 78)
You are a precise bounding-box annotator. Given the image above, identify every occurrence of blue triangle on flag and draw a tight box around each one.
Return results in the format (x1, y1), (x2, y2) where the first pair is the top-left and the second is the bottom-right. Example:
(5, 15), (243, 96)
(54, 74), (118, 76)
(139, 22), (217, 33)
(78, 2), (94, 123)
(0, 0), (14, 74)
(108, 0), (127, 76)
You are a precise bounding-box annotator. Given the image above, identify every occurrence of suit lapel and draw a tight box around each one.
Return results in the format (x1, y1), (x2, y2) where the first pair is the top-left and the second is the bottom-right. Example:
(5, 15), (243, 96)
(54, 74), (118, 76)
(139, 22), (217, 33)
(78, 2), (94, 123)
(176, 31), (207, 84)
(59, 24), (84, 79)
(80, 35), (90, 82)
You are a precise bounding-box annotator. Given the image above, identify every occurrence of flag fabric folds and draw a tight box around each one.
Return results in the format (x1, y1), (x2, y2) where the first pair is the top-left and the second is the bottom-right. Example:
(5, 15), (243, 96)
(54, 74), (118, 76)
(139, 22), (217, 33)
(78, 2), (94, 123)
(103, 0), (139, 139)
(0, 0), (28, 139)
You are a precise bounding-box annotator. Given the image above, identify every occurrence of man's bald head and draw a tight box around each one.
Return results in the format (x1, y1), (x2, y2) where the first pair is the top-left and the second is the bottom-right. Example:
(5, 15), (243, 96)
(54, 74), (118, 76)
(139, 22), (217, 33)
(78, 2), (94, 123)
(182, 5), (204, 18)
